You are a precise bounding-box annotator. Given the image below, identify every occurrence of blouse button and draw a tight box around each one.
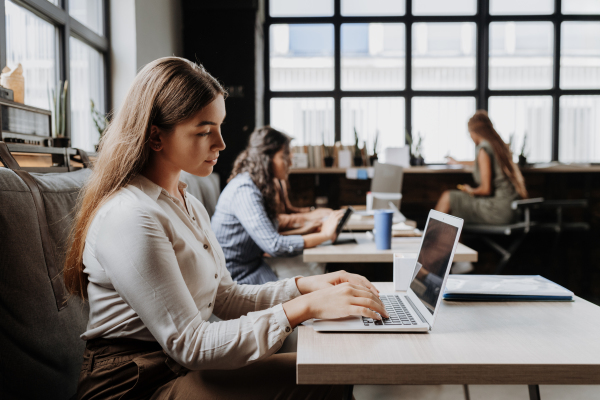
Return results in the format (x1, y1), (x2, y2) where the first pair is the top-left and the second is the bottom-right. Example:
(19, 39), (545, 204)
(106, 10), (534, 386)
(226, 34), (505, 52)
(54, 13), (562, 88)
(208, 302), (212, 308)
(192, 216), (196, 221)
(204, 244), (209, 250)
(285, 327), (291, 333)
(215, 273), (218, 279)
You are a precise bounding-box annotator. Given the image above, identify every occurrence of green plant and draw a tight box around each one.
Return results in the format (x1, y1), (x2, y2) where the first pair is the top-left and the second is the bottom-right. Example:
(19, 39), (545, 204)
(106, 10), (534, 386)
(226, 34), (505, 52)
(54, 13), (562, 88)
(405, 130), (423, 158)
(90, 99), (108, 139)
(47, 80), (68, 138)
(353, 127), (362, 158)
(520, 131), (528, 157)
(372, 129), (379, 156)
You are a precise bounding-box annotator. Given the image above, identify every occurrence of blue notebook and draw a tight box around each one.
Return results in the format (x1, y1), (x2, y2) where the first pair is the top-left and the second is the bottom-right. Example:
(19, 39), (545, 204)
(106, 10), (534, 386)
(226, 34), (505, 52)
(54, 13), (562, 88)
(443, 275), (574, 301)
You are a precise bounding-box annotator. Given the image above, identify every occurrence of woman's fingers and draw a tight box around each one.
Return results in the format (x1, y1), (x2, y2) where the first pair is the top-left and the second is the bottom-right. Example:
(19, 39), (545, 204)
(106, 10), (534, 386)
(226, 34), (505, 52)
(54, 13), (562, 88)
(346, 286), (388, 317)
(336, 272), (380, 296)
(350, 297), (389, 318)
(350, 305), (383, 321)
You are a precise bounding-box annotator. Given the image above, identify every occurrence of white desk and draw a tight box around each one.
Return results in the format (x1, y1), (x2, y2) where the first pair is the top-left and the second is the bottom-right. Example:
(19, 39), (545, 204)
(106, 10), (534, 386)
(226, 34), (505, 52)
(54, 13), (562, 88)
(303, 233), (478, 263)
(297, 282), (600, 399)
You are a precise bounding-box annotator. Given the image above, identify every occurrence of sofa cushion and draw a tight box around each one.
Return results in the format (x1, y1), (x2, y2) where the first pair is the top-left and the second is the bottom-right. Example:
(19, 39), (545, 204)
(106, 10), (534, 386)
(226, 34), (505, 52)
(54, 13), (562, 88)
(0, 168), (91, 400)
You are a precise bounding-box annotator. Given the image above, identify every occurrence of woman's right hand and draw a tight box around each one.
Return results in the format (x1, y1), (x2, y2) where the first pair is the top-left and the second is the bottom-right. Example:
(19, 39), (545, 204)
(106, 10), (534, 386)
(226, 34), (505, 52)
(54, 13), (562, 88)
(446, 156), (459, 165)
(282, 282), (389, 328)
(319, 210), (344, 241)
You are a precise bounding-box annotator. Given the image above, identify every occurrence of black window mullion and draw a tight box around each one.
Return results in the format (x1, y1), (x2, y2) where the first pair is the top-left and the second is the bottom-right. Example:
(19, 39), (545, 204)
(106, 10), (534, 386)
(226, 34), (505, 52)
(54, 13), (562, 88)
(61, 0), (72, 139)
(264, 0), (271, 125)
(405, 0), (412, 144)
(551, 0), (562, 161)
(477, 0), (489, 110)
(334, 0), (341, 142)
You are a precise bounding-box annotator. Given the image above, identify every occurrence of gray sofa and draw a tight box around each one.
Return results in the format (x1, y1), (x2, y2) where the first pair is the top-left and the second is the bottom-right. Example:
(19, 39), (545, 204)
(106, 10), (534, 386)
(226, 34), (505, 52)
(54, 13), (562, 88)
(0, 145), (220, 400)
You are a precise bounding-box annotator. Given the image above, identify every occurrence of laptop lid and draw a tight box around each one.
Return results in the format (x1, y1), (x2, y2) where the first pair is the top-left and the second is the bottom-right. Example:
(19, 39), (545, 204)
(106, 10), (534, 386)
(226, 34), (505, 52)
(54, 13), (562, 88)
(409, 210), (463, 328)
(371, 162), (403, 210)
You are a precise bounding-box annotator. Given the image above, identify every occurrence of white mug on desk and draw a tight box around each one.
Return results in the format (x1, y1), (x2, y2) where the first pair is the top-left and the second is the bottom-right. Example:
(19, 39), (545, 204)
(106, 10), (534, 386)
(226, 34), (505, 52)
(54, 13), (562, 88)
(394, 254), (421, 291)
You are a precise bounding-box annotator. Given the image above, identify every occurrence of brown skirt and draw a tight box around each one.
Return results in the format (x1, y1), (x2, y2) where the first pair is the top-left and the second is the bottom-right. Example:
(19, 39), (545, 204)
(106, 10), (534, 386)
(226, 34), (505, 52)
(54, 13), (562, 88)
(77, 338), (345, 400)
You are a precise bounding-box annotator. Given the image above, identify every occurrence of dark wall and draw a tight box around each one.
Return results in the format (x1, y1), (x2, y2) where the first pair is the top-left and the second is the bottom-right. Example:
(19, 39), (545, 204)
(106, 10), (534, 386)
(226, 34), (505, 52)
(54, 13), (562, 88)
(182, 0), (263, 188)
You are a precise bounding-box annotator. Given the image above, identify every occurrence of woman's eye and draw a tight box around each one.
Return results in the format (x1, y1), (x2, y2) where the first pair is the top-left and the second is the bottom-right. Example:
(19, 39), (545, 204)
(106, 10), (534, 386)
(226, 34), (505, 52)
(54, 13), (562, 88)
(197, 132), (211, 137)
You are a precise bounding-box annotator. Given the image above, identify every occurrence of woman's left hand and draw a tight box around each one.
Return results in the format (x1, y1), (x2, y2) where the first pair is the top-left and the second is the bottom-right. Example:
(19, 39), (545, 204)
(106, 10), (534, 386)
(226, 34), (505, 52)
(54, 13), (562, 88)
(458, 184), (474, 195)
(295, 271), (380, 297)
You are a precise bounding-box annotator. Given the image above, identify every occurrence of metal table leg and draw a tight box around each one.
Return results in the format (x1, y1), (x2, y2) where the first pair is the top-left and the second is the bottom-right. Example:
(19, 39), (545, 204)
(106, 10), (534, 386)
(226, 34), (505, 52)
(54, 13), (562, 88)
(528, 384), (541, 400)
(342, 384), (354, 400)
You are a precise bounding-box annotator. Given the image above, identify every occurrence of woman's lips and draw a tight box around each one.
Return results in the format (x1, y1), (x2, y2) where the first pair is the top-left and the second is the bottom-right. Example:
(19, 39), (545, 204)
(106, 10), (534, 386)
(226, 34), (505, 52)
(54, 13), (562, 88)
(205, 157), (218, 165)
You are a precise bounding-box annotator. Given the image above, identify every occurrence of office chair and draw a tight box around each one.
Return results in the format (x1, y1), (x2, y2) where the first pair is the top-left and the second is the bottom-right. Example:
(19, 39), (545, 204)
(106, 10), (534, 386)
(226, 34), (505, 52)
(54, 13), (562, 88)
(461, 198), (544, 274)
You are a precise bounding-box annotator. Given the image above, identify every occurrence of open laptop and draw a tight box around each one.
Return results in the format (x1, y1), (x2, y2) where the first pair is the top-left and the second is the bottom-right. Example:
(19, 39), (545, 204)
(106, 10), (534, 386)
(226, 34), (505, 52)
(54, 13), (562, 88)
(313, 210), (463, 332)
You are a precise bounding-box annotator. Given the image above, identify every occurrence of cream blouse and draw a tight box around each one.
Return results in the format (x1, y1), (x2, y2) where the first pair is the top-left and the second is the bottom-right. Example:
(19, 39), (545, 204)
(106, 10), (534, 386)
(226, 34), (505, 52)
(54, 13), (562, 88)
(81, 174), (300, 370)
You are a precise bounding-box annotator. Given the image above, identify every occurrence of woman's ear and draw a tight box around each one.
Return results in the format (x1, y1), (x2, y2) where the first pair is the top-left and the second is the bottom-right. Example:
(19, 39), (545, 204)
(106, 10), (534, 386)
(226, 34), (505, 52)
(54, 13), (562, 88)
(148, 125), (163, 151)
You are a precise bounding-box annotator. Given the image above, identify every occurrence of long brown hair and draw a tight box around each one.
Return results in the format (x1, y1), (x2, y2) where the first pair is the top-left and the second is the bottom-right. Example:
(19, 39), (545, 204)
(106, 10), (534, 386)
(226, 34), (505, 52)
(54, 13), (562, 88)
(468, 110), (528, 199)
(228, 126), (292, 221)
(64, 57), (225, 299)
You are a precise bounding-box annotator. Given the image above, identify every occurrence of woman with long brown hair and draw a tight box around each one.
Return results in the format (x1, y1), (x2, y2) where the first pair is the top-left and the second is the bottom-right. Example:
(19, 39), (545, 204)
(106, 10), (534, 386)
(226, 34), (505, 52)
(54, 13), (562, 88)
(63, 57), (386, 399)
(211, 126), (343, 285)
(435, 110), (528, 225)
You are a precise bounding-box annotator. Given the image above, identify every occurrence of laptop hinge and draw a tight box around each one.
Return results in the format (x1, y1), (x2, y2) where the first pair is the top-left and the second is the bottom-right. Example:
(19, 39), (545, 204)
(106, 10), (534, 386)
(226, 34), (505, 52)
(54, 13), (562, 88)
(404, 296), (429, 329)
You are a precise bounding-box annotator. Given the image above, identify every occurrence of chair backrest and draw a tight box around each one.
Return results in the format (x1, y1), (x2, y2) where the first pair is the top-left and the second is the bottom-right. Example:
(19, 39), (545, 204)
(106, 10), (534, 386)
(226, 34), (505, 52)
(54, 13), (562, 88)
(180, 170), (220, 217)
(0, 166), (92, 400)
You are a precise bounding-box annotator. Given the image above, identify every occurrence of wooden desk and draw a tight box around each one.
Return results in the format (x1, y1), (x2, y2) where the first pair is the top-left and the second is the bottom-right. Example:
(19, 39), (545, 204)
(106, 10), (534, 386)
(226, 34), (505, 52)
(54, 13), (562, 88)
(345, 217), (417, 232)
(303, 233), (478, 263)
(297, 282), (600, 394)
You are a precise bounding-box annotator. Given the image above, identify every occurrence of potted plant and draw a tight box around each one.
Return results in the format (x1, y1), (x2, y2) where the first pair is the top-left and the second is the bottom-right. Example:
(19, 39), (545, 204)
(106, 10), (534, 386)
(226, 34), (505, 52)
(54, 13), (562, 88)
(406, 130), (424, 166)
(518, 131), (528, 168)
(322, 131), (334, 167)
(353, 127), (363, 166)
(47, 81), (70, 147)
(369, 129), (379, 166)
(91, 99), (108, 152)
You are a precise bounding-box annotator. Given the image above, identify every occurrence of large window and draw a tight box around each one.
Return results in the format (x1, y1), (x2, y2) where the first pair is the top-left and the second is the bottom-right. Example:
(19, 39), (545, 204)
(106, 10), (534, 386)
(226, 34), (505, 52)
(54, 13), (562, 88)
(1, 0), (108, 151)
(264, 0), (600, 163)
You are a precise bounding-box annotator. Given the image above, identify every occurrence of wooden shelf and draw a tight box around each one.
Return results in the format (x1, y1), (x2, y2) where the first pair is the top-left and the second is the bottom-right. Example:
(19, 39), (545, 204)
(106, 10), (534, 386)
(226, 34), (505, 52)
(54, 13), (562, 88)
(289, 165), (600, 175)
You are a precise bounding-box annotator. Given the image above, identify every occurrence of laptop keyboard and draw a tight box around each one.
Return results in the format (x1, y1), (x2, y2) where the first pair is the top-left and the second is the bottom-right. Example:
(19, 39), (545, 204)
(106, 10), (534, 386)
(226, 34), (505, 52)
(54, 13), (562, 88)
(362, 295), (418, 326)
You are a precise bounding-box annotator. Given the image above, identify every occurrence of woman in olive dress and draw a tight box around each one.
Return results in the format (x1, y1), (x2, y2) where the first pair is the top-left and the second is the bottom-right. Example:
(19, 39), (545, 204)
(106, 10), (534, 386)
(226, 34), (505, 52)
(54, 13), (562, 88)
(435, 110), (528, 225)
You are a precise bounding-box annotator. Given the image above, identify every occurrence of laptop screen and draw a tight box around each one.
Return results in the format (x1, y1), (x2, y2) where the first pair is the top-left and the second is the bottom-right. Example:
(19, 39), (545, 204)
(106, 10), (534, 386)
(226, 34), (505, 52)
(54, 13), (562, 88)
(410, 218), (459, 315)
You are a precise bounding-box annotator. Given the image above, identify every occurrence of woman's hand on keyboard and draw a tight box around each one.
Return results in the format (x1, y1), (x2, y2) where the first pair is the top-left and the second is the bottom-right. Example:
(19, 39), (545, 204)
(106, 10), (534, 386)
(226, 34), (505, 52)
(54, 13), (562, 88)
(282, 282), (389, 328)
(296, 270), (379, 297)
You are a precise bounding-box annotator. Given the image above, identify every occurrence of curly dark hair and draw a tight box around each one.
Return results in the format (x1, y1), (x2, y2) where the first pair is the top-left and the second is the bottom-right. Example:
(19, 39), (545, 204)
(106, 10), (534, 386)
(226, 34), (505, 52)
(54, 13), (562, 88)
(229, 126), (292, 221)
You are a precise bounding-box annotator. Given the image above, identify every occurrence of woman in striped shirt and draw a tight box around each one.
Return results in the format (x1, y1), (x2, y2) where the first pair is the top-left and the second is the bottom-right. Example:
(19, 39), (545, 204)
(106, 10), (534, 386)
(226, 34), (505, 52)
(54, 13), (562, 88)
(212, 127), (343, 285)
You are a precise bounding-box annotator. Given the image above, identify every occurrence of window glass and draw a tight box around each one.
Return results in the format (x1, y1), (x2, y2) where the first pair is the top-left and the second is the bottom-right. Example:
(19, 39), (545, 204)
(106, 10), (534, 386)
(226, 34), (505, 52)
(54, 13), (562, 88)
(489, 22), (554, 90)
(270, 24), (334, 91)
(69, 0), (103, 35)
(47, 0), (59, 5)
(412, 23), (476, 90)
(412, 97), (476, 163)
(270, 98), (334, 146)
(70, 37), (104, 151)
(341, 23), (405, 91)
(559, 96), (600, 163)
(490, 0), (554, 15)
(341, 98), (405, 158)
(270, 0), (333, 17)
(5, 0), (57, 109)
(488, 96), (552, 162)
(562, 0), (600, 14)
(341, 0), (405, 16)
(413, 0), (476, 15)
(561, 22), (600, 89)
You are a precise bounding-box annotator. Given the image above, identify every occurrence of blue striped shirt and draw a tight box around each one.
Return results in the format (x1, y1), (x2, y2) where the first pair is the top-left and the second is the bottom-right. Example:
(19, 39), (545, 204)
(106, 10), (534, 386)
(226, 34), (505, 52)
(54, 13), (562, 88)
(211, 173), (305, 285)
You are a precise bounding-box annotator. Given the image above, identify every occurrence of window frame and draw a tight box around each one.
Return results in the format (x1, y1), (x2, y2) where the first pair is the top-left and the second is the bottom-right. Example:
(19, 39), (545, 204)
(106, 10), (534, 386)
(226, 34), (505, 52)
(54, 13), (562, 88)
(264, 0), (600, 161)
(0, 0), (110, 141)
